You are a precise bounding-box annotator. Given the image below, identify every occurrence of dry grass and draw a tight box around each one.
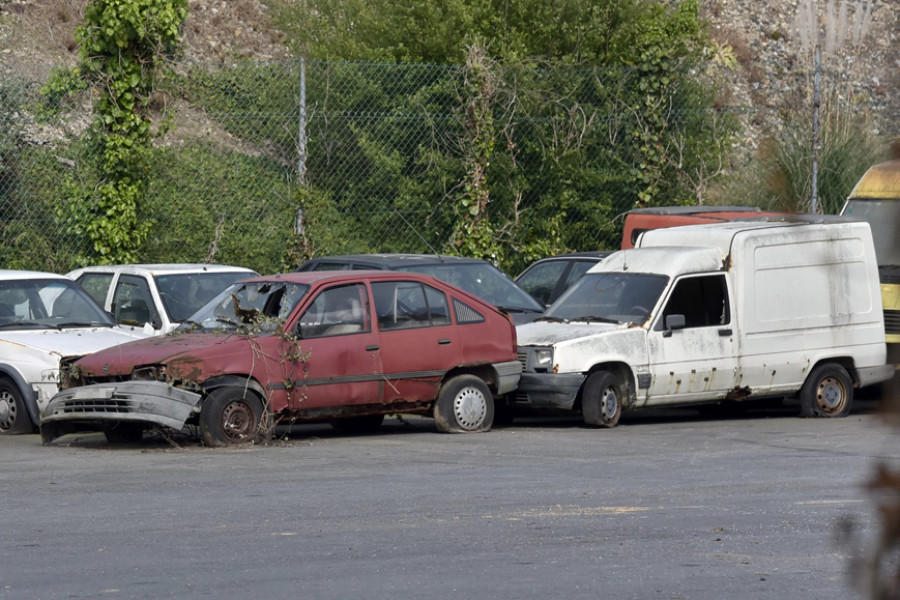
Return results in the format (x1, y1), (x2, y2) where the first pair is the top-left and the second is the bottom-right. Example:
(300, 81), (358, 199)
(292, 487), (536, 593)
(0, 0), (88, 78)
(180, 0), (288, 63)
(710, 27), (754, 65)
(1, 0), (288, 76)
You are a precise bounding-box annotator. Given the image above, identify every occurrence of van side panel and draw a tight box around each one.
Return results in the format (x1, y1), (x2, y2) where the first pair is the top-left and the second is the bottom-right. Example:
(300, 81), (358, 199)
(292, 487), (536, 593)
(734, 223), (886, 396)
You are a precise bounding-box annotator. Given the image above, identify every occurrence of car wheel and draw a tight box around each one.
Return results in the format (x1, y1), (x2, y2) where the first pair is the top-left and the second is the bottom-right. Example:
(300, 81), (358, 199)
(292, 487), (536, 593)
(330, 414), (385, 433)
(104, 423), (146, 444)
(433, 375), (494, 433)
(199, 387), (264, 447)
(799, 363), (853, 418)
(0, 379), (33, 435)
(582, 371), (622, 428)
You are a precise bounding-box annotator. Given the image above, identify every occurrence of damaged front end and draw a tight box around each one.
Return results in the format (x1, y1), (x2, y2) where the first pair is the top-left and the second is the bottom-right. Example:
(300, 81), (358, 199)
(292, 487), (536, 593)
(40, 381), (202, 444)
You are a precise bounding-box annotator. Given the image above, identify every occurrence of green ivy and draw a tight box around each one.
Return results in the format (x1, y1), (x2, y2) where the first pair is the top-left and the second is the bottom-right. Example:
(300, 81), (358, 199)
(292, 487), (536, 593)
(449, 44), (503, 263)
(41, 0), (188, 264)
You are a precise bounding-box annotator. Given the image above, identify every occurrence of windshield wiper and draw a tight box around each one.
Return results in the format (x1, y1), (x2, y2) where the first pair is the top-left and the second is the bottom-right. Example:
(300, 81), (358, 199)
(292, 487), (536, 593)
(496, 305), (543, 314)
(54, 321), (111, 329)
(570, 315), (619, 324)
(534, 315), (569, 323)
(0, 322), (53, 330)
(216, 317), (238, 327)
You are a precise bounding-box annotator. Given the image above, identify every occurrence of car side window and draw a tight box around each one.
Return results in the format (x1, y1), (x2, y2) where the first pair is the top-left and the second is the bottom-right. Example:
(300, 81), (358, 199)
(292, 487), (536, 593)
(657, 274), (730, 330)
(309, 261), (351, 271)
(297, 283), (370, 338)
(563, 261), (596, 290)
(112, 275), (157, 328)
(517, 261), (568, 306)
(371, 281), (450, 330)
(75, 273), (114, 307)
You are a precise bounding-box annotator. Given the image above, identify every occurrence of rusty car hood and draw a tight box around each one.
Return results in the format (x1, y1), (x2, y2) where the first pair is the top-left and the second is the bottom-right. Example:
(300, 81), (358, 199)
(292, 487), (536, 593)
(73, 333), (244, 376)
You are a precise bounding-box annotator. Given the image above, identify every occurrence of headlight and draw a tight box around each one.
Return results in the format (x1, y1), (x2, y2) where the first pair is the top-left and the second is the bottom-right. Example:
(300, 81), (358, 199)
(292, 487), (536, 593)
(533, 348), (553, 371)
(132, 365), (165, 381)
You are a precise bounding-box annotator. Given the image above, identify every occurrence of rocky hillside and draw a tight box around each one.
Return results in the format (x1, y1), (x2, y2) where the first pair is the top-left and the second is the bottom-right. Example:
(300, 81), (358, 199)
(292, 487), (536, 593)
(1, 0), (897, 145)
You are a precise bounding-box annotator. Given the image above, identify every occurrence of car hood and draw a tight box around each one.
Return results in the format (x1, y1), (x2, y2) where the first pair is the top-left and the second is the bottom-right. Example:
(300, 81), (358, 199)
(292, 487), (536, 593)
(516, 320), (630, 346)
(74, 333), (245, 376)
(0, 327), (147, 358)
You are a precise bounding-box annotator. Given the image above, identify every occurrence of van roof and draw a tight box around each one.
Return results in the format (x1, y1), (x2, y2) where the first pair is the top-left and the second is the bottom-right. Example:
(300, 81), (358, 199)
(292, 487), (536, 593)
(625, 205), (766, 216)
(637, 220), (871, 257)
(848, 159), (900, 199)
(594, 246), (725, 278)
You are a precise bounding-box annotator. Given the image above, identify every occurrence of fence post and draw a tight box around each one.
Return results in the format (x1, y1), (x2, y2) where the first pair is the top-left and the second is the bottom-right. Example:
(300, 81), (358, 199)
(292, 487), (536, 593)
(810, 44), (820, 214)
(297, 57), (308, 184)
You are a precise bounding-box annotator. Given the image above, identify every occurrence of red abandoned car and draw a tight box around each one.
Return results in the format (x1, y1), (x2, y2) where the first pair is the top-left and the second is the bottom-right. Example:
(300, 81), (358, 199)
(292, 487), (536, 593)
(40, 271), (521, 446)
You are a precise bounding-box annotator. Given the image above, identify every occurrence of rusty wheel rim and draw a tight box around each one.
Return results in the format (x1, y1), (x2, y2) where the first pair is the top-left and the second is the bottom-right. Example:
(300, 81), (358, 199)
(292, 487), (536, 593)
(221, 400), (256, 442)
(600, 385), (619, 423)
(816, 375), (848, 416)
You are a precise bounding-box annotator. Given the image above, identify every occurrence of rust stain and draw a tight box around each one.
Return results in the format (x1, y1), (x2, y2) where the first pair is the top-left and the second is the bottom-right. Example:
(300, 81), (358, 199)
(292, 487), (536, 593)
(724, 386), (751, 401)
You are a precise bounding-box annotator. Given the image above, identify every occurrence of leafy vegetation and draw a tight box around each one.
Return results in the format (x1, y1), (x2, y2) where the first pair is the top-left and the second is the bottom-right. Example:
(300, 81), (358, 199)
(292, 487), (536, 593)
(40, 0), (188, 264)
(141, 143), (294, 274)
(729, 97), (887, 215)
(257, 0), (738, 271)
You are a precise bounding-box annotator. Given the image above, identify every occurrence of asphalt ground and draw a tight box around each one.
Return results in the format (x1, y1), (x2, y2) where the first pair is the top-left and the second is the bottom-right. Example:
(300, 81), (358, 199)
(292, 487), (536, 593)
(1, 395), (897, 600)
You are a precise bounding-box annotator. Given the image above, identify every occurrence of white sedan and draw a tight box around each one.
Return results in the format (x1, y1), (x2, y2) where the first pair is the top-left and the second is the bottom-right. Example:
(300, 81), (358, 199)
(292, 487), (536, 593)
(67, 263), (257, 335)
(0, 270), (148, 434)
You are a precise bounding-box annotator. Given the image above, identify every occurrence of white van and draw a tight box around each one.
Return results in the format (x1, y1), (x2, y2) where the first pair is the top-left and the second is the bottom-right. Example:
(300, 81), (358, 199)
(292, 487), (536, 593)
(514, 220), (894, 426)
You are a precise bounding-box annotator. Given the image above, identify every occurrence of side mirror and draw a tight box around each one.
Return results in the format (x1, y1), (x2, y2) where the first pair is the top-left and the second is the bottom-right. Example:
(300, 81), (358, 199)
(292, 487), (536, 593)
(663, 313), (686, 338)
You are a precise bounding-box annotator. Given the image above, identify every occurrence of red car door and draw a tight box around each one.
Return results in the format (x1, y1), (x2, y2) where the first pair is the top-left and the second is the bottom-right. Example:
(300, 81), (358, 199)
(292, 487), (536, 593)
(370, 280), (461, 403)
(288, 282), (384, 411)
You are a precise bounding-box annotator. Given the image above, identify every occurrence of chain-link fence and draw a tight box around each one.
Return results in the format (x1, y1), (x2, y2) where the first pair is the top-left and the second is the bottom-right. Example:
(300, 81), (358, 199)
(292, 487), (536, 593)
(0, 57), (891, 276)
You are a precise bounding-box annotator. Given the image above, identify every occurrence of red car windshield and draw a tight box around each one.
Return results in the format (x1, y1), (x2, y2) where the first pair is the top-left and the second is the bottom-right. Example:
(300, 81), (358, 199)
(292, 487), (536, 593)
(182, 281), (309, 333)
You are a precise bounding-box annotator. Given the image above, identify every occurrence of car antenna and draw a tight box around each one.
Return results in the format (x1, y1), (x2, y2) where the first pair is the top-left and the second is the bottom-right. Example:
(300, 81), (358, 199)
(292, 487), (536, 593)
(394, 209), (443, 260)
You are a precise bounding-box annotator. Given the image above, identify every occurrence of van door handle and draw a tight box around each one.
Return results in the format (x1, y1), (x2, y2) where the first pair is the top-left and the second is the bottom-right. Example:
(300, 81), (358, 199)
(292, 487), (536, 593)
(438, 339), (451, 345)
(365, 345), (380, 351)
(718, 329), (732, 337)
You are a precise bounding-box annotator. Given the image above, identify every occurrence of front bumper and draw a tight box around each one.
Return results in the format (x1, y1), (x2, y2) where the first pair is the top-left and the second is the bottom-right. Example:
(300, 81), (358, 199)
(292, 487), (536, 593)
(513, 372), (586, 410)
(40, 381), (202, 441)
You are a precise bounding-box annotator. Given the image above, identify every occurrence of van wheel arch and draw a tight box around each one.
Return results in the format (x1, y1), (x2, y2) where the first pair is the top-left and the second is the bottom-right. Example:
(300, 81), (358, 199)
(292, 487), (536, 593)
(574, 363), (636, 414)
(799, 361), (854, 418)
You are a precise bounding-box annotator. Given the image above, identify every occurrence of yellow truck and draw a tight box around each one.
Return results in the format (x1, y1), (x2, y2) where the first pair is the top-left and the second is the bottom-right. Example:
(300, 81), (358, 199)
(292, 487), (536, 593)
(841, 158), (900, 364)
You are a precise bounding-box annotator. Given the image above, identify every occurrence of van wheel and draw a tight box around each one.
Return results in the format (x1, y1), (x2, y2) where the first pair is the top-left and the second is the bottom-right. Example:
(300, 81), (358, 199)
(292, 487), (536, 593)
(800, 363), (853, 418)
(200, 387), (264, 447)
(0, 379), (33, 435)
(582, 371), (622, 428)
(433, 375), (494, 433)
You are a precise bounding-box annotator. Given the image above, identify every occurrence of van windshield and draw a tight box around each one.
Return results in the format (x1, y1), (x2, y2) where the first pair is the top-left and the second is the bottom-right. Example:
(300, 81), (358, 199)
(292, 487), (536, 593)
(841, 199), (900, 266)
(543, 272), (669, 324)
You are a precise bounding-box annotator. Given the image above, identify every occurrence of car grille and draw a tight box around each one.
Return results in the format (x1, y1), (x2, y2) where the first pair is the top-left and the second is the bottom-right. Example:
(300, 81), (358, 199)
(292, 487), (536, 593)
(517, 351), (528, 370)
(886, 309), (900, 336)
(53, 398), (133, 415)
